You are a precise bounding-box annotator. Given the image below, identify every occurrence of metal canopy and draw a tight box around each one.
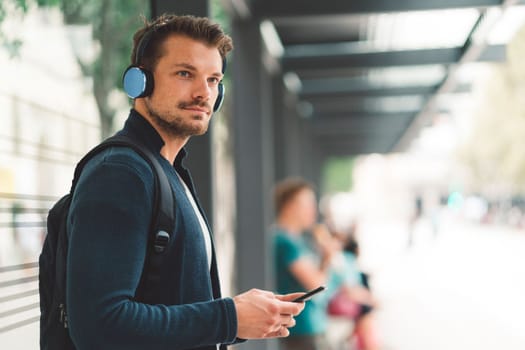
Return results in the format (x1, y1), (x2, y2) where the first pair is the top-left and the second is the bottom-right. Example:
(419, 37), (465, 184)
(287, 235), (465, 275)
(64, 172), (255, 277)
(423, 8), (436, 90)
(253, 0), (506, 17)
(282, 45), (506, 71)
(224, 0), (525, 156)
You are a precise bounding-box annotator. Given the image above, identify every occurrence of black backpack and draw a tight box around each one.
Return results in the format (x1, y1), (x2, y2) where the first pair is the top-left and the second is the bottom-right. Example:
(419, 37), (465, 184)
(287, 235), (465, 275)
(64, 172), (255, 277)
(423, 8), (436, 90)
(38, 134), (175, 350)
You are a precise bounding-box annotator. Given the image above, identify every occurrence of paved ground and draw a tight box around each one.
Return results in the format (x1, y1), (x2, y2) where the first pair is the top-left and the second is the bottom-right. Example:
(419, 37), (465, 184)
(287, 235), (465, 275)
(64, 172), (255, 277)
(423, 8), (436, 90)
(366, 216), (525, 350)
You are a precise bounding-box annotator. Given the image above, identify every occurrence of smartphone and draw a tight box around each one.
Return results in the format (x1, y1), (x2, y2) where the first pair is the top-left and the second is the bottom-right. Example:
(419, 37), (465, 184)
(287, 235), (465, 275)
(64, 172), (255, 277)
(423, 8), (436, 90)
(292, 286), (326, 302)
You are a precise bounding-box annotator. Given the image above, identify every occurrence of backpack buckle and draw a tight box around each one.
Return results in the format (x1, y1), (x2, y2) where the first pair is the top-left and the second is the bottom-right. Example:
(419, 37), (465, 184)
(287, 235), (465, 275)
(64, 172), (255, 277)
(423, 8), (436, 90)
(59, 303), (68, 329)
(154, 230), (170, 253)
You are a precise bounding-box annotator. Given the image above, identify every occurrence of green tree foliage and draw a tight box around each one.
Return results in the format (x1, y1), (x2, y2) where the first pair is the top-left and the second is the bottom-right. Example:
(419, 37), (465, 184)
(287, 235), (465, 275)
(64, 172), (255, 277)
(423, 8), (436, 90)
(1, 0), (149, 138)
(58, 0), (150, 138)
(322, 157), (354, 195)
(458, 24), (525, 196)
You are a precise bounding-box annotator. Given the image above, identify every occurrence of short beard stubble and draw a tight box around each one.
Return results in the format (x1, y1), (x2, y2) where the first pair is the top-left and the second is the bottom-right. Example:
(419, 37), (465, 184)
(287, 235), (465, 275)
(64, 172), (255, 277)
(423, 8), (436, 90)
(145, 98), (211, 138)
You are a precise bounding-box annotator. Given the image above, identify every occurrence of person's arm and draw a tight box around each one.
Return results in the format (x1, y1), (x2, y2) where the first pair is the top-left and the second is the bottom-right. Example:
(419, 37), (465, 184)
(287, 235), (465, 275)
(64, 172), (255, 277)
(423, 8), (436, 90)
(66, 152), (237, 349)
(290, 228), (342, 291)
(342, 285), (376, 307)
(277, 233), (332, 292)
(288, 257), (329, 291)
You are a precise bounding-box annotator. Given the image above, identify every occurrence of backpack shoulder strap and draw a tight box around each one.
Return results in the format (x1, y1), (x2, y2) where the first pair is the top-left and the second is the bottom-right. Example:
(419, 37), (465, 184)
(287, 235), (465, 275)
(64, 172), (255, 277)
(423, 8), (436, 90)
(71, 134), (175, 300)
(72, 135), (174, 242)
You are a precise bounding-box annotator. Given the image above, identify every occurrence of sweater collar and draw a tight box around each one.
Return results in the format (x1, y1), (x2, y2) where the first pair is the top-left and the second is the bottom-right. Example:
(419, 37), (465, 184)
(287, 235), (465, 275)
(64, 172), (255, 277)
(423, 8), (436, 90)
(122, 109), (187, 166)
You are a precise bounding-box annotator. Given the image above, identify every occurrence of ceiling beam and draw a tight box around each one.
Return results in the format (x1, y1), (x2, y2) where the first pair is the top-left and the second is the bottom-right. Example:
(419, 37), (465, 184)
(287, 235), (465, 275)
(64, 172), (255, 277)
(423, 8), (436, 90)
(313, 111), (418, 119)
(253, 0), (502, 18)
(309, 95), (425, 115)
(313, 124), (409, 137)
(302, 85), (439, 98)
(300, 83), (471, 101)
(283, 45), (506, 71)
(309, 116), (413, 135)
(317, 137), (395, 156)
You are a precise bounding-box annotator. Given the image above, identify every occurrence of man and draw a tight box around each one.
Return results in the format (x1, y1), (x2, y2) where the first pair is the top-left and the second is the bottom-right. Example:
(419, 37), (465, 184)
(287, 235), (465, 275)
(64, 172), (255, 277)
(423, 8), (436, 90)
(66, 14), (304, 349)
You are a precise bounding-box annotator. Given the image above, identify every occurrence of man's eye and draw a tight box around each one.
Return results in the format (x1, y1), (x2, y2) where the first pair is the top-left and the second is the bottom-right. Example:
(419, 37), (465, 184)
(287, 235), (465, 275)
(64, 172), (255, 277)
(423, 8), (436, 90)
(209, 77), (220, 84)
(177, 71), (191, 78)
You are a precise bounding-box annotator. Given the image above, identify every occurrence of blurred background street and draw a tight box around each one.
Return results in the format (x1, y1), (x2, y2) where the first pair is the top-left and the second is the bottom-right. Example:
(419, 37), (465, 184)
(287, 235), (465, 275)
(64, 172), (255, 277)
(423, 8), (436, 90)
(370, 217), (525, 350)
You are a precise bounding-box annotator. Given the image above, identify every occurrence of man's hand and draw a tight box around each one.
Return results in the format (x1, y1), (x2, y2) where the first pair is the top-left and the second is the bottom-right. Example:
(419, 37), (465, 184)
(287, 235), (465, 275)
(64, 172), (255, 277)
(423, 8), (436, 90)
(233, 289), (305, 339)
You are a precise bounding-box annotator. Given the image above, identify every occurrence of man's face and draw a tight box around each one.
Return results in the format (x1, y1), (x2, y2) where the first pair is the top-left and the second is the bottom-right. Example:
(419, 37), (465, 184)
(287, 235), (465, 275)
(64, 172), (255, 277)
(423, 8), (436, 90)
(143, 34), (223, 138)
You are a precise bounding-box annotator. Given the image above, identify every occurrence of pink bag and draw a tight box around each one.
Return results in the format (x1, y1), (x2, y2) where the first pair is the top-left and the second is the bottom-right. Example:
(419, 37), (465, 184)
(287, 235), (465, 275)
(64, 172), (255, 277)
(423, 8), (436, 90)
(327, 290), (361, 319)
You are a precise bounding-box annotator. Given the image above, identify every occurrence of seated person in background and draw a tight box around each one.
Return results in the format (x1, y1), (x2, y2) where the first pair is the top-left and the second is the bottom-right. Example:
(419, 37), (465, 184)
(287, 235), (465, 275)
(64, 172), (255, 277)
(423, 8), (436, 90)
(317, 220), (380, 350)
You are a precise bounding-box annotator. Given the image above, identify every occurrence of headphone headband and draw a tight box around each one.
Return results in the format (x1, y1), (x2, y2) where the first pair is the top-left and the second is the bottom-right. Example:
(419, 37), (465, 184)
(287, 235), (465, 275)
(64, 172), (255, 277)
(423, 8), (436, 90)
(135, 27), (156, 66)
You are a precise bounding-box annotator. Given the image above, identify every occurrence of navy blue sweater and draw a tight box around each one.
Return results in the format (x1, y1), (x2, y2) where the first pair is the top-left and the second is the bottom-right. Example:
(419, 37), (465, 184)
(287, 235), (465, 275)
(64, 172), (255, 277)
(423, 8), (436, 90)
(66, 110), (238, 349)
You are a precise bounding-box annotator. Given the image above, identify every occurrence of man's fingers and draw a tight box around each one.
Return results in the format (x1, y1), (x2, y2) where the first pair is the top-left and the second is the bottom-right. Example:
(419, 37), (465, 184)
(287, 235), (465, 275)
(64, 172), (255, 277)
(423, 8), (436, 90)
(265, 327), (290, 338)
(275, 292), (305, 302)
(280, 314), (295, 328)
(269, 322), (282, 334)
(278, 327), (290, 337)
(276, 299), (304, 316)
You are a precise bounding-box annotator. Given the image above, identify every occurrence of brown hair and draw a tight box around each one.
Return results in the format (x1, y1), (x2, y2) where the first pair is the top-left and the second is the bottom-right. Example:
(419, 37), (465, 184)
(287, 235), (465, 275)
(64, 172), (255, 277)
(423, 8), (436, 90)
(274, 178), (314, 215)
(130, 14), (233, 71)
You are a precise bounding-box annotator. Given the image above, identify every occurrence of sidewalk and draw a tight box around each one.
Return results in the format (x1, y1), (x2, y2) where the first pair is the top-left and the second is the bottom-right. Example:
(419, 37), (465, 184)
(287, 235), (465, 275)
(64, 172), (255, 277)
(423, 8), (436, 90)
(366, 217), (525, 350)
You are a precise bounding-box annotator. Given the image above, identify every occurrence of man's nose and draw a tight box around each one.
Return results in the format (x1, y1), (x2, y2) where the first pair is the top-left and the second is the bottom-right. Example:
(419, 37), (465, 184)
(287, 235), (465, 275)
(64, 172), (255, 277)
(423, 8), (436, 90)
(191, 78), (212, 102)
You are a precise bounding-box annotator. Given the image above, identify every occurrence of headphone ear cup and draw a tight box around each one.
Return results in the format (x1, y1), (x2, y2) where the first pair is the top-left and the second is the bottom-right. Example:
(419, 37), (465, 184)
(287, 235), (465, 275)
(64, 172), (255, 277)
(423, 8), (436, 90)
(213, 82), (225, 112)
(123, 66), (154, 98)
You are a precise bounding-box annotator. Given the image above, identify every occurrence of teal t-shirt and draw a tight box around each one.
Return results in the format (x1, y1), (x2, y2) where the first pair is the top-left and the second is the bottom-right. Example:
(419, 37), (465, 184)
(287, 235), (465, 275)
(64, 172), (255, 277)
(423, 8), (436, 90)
(328, 250), (362, 289)
(272, 227), (328, 336)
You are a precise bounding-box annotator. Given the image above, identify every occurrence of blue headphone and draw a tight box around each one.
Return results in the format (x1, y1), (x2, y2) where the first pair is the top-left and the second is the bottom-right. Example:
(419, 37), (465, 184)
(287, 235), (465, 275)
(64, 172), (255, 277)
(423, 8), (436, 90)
(122, 27), (225, 113)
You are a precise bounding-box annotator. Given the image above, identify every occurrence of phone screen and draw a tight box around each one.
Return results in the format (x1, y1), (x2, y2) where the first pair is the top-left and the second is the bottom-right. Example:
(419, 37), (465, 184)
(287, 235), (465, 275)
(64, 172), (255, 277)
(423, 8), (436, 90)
(292, 286), (326, 302)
